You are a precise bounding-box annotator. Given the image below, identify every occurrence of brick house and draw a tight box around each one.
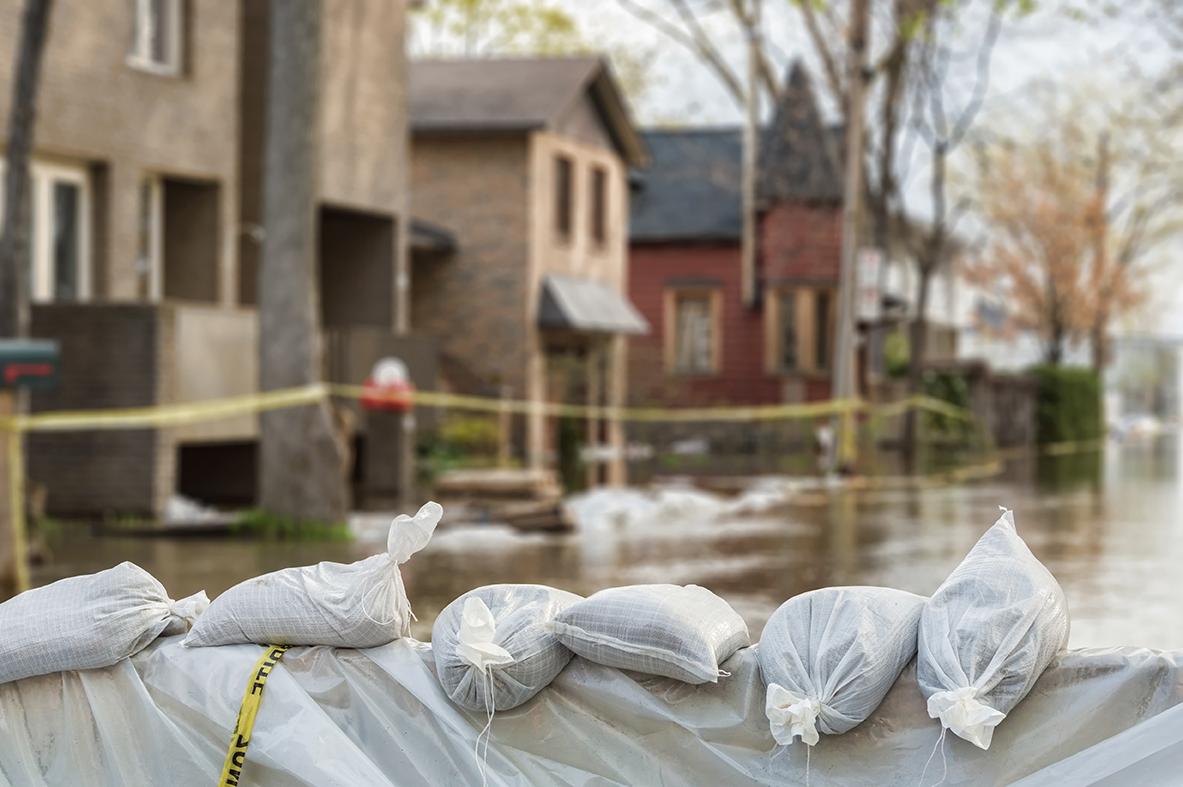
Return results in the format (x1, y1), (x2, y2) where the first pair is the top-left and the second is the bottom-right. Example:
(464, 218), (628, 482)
(0, 0), (425, 516)
(628, 64), (844, 408)
(408, 57), (648, 484)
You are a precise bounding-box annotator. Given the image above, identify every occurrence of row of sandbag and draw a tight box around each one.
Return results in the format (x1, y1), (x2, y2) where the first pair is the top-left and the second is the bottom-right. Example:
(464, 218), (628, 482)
(0, 502), (1067, 757)
(430, 507), (1070, 755)
(0, 502), (444, 685)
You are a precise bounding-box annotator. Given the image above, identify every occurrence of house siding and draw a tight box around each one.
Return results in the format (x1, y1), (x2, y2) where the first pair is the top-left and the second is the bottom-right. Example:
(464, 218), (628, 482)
(627, 201), (842, 408)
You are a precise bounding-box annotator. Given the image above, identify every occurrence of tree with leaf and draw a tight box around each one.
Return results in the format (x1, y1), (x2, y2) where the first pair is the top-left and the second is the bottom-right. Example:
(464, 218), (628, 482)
(965, 97), (1175, 367)
(412, 0), (655, 104)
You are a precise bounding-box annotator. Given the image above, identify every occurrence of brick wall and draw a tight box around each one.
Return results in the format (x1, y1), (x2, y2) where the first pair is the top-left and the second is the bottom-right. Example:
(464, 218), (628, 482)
(410, 136), (533, 397)
(760, 201), (843, 283)
(28, 305), (165, 516)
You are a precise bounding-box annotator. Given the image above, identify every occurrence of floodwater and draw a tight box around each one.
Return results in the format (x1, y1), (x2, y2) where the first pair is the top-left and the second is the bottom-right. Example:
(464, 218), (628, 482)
(29, 435), (1183, 650)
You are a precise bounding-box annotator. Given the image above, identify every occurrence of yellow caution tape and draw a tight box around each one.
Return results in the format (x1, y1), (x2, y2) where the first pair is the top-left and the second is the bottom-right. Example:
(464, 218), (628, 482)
(0, 380), (980, 433)
(219, 645), (290, 787)
(0, 384), (328, 433)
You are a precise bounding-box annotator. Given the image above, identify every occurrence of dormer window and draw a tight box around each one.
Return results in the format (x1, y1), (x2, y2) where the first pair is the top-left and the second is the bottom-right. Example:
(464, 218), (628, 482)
(128, 0), (183, 76)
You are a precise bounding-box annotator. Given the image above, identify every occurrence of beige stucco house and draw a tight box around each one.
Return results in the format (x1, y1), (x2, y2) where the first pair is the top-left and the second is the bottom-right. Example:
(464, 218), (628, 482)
(408, 57), (648, 485)
(0, 0), (420, 515)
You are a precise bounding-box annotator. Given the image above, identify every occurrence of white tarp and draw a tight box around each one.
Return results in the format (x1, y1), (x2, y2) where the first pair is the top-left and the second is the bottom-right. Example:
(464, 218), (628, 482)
(0, 638), (1181, 786)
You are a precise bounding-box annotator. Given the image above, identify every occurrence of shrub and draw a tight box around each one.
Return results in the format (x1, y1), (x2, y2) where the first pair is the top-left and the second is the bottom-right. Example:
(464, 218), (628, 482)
(1030, 365), (1101, 444)
(922, 369), (974, 442)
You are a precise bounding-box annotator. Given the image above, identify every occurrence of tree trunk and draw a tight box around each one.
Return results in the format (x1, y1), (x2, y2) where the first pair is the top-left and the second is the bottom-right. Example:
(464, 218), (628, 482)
(257, 0), (347, 524)
(829, 0), (869, 473)
(0, 0), (54, 601)
(902, 265), (932, 465)
(1046, 322), (1065, 366)
(1090, 318), (1108, 370)
(0, 0), (53, 339)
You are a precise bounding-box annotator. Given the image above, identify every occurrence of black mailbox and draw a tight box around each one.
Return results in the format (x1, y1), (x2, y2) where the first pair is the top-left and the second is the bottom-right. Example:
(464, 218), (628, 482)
(0, 339), (60, 390)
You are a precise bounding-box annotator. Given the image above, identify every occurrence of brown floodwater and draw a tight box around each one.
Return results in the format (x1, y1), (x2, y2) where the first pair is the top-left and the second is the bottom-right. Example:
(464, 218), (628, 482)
(28, 436), (1183, 650)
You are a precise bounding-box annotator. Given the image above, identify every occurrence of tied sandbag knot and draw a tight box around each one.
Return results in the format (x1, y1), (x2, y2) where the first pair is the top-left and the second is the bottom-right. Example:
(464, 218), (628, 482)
(167, 591), (210, 630)
(361, 501), (443, 629)
(766, 683), (822, 747)
(456, 596), (514, 787)
(926, 686), (1006, 750)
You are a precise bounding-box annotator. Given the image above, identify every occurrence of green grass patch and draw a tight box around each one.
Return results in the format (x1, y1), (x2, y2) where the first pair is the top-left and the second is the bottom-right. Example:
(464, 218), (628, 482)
(232, 509), (353, 541)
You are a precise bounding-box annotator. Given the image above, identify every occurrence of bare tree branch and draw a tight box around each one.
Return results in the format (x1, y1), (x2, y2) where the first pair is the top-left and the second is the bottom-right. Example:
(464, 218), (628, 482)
(725, 0), (780, 98)
(616, 0), (746, 104)
(799, 0), (846, 106)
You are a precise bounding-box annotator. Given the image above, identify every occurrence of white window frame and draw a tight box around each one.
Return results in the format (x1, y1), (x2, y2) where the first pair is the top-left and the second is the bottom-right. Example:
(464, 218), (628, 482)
(33, 162), (93, 303)
(128, 0), (184, 77)
(0, 158), (94, 304)
(138, 175), (164, 300)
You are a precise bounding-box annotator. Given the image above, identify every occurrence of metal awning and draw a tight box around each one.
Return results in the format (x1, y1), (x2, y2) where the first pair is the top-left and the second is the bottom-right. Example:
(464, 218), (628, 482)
(538, 274), (649, 335)
(409, 218), (457, 255)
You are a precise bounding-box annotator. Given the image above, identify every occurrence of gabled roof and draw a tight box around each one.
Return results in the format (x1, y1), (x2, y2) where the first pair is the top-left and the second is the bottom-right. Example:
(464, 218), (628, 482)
(409, 56), (647, 166)
(758, 61), (843, 203)
(630, 128), (743, 243)
(629, 63), (842, 244)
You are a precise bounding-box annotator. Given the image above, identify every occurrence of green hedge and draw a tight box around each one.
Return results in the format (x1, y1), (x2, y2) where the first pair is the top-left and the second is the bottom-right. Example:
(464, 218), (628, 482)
(1030, 365), (1102, 444)
(922, 369), (974, 441)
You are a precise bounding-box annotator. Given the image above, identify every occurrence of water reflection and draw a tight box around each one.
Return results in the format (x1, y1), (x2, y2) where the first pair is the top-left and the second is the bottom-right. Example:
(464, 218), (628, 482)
(28, 436), (1183, 649)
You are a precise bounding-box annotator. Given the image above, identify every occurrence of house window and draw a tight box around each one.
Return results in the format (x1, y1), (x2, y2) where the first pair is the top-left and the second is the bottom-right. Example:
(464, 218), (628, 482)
(777, 291), (797, 371)
(766, 287), (835, 374)
(590, 166), (607, 247)
(814, 289), (831, 371)
(0, 159), (93, 303)
(666, 289), (720, 375)
(129, 0), (184, 76)
(554, 155), (573, 241)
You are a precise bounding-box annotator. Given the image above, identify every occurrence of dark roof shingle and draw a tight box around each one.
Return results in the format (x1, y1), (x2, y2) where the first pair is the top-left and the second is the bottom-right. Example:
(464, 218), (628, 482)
(758, 62), (843, 203)
(409, 56), (647, 165)
(630, 128), (743, 243)
(410, 57), (602, 132)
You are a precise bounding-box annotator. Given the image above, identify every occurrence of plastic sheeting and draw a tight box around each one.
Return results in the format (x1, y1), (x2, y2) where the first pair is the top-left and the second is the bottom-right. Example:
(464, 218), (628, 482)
(0, 638), (1181, 786)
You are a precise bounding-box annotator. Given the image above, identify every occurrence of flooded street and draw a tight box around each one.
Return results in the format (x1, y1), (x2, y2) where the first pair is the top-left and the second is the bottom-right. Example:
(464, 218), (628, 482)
(30, 436), (1183, 650)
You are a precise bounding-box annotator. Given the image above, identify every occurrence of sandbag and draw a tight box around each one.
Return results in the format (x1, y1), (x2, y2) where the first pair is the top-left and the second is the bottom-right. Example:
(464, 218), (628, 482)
(433, 584), (582, 712)
(917, 507), (1070, 749)
(0, 561), (207, 685)
(553, 584), (750, 684)
(185, 501), (441, 648)
(758, 586), (925, 747)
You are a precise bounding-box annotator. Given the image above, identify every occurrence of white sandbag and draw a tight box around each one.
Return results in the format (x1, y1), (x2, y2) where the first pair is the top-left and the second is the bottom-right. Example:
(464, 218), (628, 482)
(917, 507), (1070, 749)
(758, 586), (925, 747)
(433, 584), (582, 712)
(0, 561), (207, 685)
(552, 584), (750, 684)
(185, 501), (441, 648)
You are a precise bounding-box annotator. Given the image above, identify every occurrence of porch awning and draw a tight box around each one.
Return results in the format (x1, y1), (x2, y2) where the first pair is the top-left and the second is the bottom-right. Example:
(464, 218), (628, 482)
(538, 274), (649, 335)
(410, 218), (457, 255)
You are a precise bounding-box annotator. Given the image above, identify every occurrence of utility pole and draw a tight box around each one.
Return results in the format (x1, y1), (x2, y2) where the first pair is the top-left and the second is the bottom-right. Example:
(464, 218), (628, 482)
(740, 0), (761, 308)
(830, 0), (869, 472)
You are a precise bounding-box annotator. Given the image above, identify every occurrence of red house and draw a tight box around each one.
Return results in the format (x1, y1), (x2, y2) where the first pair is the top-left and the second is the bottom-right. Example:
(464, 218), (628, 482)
(628, 64), (843, 408)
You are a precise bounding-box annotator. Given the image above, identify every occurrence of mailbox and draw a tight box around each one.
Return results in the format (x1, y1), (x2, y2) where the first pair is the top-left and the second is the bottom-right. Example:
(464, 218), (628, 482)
(0, 339), (59, 390)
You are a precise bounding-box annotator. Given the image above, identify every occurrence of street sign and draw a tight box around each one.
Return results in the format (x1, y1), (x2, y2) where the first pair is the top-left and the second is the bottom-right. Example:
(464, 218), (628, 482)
(856, 248), (884, 322)
(0, 339), (59, 390)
